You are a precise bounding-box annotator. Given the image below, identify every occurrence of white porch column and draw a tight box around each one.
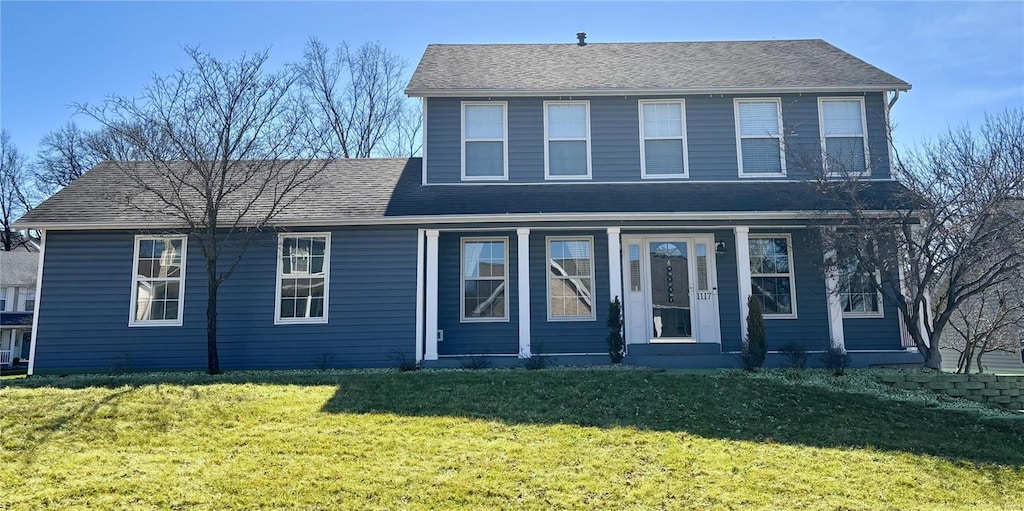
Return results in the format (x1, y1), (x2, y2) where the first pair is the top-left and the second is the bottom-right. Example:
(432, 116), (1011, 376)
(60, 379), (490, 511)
(424, 229), (440, 361)
(607, 228), (623, 302)
(823, 238), (846, 351)
(414, 229), (426, 363)
(27, 229), (46, 376)
(517, 228), (531, 358)
(734, 226), (752, 344)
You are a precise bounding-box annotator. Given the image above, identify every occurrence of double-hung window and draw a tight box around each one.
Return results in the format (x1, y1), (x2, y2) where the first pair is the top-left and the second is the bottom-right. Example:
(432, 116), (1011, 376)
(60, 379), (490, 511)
(547, 237), (595, 320)
(0, 287), (9, 312)
(819, 98), (869, 175)
(461, 238), (508, 321)
(544, 101), (591, 179)
(462, 102), (508, 180)
(639, 100), (688, 178)
(130, 236), (186, 326)
(735, 98), (785, 176)
(747, 235), (797, 318)
(838, 249), (883, 317)
(277, 233), (330, 324)
(21, 289), (35, 312)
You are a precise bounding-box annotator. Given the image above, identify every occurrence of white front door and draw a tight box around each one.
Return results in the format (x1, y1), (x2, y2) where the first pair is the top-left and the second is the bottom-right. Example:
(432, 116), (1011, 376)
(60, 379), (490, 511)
(621, 235), (721, 344)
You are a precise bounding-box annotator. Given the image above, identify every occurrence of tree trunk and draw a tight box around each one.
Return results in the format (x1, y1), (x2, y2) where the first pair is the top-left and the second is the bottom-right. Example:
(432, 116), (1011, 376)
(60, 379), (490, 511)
(206, 255), (220, 375)
(976, 351), (986, 374)
(922, 333), (943, 370)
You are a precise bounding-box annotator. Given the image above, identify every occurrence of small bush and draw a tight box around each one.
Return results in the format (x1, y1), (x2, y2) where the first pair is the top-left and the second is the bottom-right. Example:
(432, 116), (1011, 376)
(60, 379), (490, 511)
(820, 346), (852, 376)
(108, 352), (132, 375)
(522, 355), (548, 370)
(311, 352), (336, 371)
(459, 355), (491, 370)
(740, 296), (767, 371)
(780, 342), (809, 369)
(607, 297), (625, 364)
(389, 350), (419, 372)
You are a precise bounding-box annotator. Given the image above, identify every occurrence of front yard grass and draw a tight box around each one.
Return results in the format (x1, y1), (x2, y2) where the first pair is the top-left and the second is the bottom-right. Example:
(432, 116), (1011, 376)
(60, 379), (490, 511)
(2, 368), (1023, 510)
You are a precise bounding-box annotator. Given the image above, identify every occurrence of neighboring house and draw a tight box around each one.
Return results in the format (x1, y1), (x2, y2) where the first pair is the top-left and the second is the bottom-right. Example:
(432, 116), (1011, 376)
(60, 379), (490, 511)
(15, 38), (923, 373)
(0, 239), (39, 368)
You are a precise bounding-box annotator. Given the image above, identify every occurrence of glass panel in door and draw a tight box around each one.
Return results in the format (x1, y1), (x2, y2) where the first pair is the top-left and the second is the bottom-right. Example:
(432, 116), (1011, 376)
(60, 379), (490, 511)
(649, 241), (692, 338)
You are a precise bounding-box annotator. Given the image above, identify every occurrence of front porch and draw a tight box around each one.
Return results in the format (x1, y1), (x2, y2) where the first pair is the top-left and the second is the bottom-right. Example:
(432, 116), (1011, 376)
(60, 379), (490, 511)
(414, 222), (914, 369)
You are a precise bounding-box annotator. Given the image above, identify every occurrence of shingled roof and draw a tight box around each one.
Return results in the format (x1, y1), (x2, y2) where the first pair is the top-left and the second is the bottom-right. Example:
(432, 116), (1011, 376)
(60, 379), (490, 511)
(406, 39), (910, 96)
(16, 158), (917, 229)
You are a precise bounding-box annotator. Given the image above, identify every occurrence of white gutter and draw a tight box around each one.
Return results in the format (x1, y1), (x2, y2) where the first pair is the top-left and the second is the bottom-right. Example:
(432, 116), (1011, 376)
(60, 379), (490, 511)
(14, 210), (908, 231)
(405, 84), (912, 98)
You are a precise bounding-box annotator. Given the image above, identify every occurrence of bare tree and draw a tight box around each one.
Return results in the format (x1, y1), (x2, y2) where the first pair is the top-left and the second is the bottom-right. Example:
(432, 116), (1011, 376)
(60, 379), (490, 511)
(379, 102), (422, 158)
(78, 46), (331, 374)
(297, 38), (419, 158)
(0, 130), (35, 251)
(35, 122), (101, 191)
(811, 109), (1024, 370)
(943, 280), (1024, 373)
(35, 121), (176, 192)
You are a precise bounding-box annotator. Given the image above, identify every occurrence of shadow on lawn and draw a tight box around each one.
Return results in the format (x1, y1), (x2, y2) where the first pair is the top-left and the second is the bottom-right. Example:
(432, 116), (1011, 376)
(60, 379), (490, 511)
(318, 371), (1024, 467)
(7, 369), (1024, 466)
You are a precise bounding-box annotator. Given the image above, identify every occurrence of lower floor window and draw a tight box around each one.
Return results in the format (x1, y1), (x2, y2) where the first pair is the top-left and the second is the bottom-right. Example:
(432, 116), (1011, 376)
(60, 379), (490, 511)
(547, 237), (595, 320)
(839, 252), (882, 316)
(462, 238), (508, 321)
(131, 236), (186, 326)
(277, 234), (330, 323)
(748, 235), (796, 317)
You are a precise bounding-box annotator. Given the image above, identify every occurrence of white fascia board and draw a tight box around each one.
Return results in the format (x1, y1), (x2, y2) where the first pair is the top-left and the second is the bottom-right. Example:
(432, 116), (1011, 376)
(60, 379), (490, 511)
(16, 210), (908, 231)
(405, 85), (912, 98)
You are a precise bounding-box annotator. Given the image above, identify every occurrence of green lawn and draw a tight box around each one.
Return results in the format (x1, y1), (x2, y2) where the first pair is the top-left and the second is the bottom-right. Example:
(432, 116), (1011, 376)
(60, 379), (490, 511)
(2, 368), (1023, 510)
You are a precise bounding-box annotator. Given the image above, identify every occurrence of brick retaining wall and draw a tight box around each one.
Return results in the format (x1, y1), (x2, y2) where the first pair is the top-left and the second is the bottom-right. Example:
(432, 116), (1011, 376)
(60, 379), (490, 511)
(877, 373), (1023, 410)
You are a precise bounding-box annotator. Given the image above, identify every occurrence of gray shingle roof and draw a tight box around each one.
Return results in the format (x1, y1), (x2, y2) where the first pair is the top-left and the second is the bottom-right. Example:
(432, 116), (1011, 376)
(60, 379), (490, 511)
(406, 39), (910, 95)
(16, 158), (916, 229)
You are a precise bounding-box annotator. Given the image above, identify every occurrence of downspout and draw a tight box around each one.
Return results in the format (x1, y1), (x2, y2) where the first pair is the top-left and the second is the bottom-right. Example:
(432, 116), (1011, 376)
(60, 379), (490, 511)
(884, 90), (901, 180)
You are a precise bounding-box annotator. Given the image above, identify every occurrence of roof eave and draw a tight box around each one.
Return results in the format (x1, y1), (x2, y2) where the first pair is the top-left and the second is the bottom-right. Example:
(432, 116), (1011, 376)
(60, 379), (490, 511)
(14, 210), (909, 231)
(405, 84), (912, 98)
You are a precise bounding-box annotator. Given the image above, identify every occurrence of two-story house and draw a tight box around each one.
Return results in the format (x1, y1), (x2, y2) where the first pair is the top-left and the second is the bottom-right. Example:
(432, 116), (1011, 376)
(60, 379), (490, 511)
(1, 238), (40, 368)
(15, 38), (920, 373)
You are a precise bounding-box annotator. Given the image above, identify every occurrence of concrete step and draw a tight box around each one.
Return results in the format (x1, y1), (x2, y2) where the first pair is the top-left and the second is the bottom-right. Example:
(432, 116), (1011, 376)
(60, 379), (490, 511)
(624, 354), (738, 369)
(626, 342), (723, 356)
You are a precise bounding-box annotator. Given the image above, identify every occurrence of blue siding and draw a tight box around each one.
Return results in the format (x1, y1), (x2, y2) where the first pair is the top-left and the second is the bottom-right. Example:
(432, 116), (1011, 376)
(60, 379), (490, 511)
(436, 231), (519, 356)
(33, 228), (418, 373)
(529, 231), (609, 354)
(713, 229), (742, 352)
(424, 93), (891, 183)
(755, 229), (830, 351)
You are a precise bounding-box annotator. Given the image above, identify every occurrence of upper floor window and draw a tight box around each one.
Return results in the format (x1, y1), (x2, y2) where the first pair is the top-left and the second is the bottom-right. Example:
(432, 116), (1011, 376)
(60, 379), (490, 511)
(0, 287), (9, 312)
(819, 98), (869, 176)
(735, 98), (785, 177)
(277, 233), (330, 324)
(747, 235), (797, 318)
(547, 237), (595, 321)
(462, 102), (508, 180)
(639, 100), (688, 178)
(21, 289), (35, 312)
(544, 101), (591, 179)
(130, 236), (186, 327)
(462, 238), (508, 322)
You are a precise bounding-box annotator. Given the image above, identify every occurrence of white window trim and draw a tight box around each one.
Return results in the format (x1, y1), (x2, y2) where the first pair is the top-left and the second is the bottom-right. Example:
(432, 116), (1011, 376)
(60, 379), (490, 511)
(128, 235), (187, 327)
(275, 232), (331, 325)
(735, 98), (787, 178)
(543, 100), (592, 180)
(748, 233), (798, 319)
(818, 96), (871, 178)
(461, 101), (509, 181)
(638, 99), (689, 179)
(0, 287), (11, 312)
(840, 258), (885, 319)
(460, 236), (510, 323)
(545, 236), (597, 322)
(19, 288), (35, 312)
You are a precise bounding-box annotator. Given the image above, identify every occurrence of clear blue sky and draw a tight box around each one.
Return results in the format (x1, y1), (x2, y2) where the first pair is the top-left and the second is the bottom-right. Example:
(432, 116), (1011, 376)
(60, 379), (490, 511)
(2, 1), (1022, 156)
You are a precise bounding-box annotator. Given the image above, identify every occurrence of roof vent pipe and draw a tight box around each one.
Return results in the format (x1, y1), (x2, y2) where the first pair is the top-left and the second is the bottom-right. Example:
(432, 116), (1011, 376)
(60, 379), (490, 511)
(577, 32), (587, 46)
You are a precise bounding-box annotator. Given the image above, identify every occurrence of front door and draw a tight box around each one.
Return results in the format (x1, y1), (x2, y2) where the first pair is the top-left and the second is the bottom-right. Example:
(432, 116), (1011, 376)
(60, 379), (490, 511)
(622, 235), (721, 345)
